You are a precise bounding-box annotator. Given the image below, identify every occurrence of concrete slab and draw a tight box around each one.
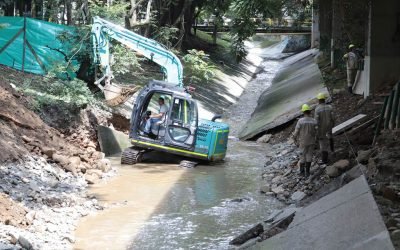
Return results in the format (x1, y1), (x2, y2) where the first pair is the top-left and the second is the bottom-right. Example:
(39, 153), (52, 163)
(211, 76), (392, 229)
(97, 125), (131, 156)
(251, 176), (394, 250)
(239, 49), (328, 140)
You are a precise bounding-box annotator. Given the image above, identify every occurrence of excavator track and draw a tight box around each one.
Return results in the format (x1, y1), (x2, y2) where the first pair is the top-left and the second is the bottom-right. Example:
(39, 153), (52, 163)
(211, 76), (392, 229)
(179, 160), (198, 168)
(121, 147), (143, 165)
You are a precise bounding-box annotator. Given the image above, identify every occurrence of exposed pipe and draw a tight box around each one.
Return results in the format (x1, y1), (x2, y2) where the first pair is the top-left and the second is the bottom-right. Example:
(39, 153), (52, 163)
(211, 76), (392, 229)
(384, 90), (394, 130)
(389, 82), (400, 129)
(373, 96), (389, 145)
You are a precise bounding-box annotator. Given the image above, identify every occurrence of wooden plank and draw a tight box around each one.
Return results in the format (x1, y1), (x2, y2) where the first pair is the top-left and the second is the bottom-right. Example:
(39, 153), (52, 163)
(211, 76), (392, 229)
(348, 116), (380, 135)
(332, 114), (368, 136)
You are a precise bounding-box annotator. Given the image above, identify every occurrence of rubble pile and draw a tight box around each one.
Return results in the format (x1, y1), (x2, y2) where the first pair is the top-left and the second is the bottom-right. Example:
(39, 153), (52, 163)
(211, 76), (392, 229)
(0, 156), (104, 249)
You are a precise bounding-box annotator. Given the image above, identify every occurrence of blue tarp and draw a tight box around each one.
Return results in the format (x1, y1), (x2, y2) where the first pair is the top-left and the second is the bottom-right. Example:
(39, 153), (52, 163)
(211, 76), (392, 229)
(0, 17), (78, 75)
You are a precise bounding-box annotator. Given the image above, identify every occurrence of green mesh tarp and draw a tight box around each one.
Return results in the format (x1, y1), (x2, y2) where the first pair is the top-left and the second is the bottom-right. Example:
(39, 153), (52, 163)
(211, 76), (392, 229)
(0, 17), (77, 75)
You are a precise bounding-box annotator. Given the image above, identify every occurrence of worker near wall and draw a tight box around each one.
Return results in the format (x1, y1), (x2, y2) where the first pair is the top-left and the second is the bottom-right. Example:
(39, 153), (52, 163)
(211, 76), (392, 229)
(292, 104), (318, 177)
(315, 93), (335, 164)
(343, 44), (358, 94)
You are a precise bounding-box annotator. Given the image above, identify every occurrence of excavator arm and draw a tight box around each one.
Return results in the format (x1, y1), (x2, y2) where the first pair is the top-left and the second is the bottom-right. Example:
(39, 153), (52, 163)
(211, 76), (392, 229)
(91, 16), (184, 105)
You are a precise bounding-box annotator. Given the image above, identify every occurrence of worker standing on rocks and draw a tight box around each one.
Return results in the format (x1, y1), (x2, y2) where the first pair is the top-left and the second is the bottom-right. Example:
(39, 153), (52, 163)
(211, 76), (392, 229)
(292, 104), (318, 177)
(343, 44), (358, 94)
(315, 93), (335, 164)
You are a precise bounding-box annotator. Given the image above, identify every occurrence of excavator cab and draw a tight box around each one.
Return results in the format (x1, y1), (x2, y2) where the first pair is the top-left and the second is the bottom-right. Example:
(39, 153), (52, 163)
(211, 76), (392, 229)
(121, 80), (229, 167)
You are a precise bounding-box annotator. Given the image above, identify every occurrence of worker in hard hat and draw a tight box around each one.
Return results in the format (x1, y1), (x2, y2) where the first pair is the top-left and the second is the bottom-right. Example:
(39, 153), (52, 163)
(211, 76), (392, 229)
(343, 44), (358, 94)
(292, 104), (318, 177)
(315, 93), (335, 164)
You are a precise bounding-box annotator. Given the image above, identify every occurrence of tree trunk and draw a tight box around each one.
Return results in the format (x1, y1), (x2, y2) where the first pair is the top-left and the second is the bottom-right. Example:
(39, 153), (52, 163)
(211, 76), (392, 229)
(144, 0), (153, 36)
(31, 0), (36, 18)
(66, 0), (72, 25)
(212, 13), (219, 45)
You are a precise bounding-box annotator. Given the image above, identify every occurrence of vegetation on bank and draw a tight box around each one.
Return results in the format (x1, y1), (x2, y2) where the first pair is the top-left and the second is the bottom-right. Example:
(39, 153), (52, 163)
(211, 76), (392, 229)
(0, 0), (309, 111)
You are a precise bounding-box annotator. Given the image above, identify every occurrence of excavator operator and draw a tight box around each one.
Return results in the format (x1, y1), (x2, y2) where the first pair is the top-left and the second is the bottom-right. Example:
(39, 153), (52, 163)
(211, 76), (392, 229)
(144, 97), (168, 136)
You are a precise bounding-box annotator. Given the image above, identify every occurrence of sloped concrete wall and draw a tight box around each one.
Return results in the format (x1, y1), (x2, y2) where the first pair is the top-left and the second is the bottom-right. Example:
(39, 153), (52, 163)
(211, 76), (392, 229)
(239, 49), (327, 140)
(252, 176), (394, 250)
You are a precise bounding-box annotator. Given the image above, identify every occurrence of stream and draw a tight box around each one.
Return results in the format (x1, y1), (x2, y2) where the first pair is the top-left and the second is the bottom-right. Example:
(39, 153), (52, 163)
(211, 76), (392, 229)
(74, 37), (287, 250)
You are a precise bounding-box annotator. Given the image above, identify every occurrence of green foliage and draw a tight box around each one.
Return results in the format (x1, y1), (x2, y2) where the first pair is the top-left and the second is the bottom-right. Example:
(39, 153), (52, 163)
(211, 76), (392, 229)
(228, 0), (283, 62)
(110, 44), (141, 75)
(153, 25), (179, 49)
(194, 30), (230, 49)
(89, 0), (128, 24)
(18, 60), (94, 111)
(182, 49), (216, 84)
(20, 77), (94, 111)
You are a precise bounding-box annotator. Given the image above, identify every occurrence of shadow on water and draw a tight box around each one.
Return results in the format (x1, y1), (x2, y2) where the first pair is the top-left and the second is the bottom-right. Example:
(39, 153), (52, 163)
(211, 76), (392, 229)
(125, 140), (285, 250)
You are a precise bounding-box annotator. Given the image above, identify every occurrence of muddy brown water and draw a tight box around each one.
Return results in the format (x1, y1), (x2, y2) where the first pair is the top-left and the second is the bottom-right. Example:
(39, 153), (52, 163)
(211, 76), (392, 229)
(74, 37), (287, 250)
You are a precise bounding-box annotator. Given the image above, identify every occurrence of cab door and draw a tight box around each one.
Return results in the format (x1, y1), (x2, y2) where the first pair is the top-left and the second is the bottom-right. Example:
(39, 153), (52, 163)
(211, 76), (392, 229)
(165, 97), (198, 150)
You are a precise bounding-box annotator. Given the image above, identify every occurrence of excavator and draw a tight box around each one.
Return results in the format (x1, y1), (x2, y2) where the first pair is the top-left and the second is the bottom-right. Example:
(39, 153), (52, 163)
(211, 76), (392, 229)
(91, 16), (229, 167)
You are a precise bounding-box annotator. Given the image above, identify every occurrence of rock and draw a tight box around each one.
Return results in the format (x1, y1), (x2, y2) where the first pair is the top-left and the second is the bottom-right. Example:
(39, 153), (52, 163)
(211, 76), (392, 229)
(367, 158), (377, 178)
(272, 186), (285, 195)
(283, 169), (292, 177)
(391, 230), (400, 240)
(79, 153), (91, 163)
(63, 163), (78, 176)
(87, 141), (97, 149)
(333, 159), (350, 171)
(257, 134), (272, 143)
(260, 186), (271, 193)
(18, 236), (33, 250)
(356, 149), (372, 164)
(69, 156), (81, 167)
(64, 156), (81, 176)
(25, 211), (36, 222)
(85, 174), (99, 184)
(92, 151), (105, 160)
(86, 169), (103, 178)
(97, 159), (111, 173)
(272, 175), (283, 184)
(21, 135), (33, 143)
(326, 165), (339, 177)
(63, 235), (75, 243)
(41, 147), (56, 158)
(381, 186), (398, 202)
(52, 153), (69, 165)
(290, 191), (306, 202)
(386, 218), (398, 228)
(332, 88), (344, 94)
(8, 232), (18, 245)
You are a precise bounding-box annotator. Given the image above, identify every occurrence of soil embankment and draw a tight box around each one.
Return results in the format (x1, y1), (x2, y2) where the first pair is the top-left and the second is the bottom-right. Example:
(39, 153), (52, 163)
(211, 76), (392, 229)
(0, 68), (116, 249)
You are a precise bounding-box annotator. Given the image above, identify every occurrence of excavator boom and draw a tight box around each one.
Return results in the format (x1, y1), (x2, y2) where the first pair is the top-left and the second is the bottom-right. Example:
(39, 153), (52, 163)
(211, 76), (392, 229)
(91, 16), (184, 105)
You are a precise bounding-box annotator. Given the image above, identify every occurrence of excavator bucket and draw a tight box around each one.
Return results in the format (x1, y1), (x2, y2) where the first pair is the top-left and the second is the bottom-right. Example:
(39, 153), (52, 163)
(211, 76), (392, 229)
(103, 83), (141, 106)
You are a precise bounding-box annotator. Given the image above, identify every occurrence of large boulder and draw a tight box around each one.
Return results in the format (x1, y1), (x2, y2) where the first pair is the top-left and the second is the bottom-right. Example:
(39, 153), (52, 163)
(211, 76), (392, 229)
(326, 165), (339, 177)
(272, 186), (285, 195)
(260, 185), (271, 193)
(257, 134), (272, 143)
(333, 159), (350, 171)
(357, 149), (373, 164)
(85, 174), (99, 185)
(97, 159), (112, 173)
(290, 191), (306, 202)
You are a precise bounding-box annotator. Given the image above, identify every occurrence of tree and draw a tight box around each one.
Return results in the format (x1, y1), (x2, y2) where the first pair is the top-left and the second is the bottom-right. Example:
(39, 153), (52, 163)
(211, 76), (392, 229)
(228, 0), (311, 62)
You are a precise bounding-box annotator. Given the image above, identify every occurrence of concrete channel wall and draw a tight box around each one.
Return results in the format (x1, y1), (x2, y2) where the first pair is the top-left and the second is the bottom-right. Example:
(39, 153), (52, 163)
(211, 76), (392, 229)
(251, 176), (394, 250)
(239, 49), (328, 140)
